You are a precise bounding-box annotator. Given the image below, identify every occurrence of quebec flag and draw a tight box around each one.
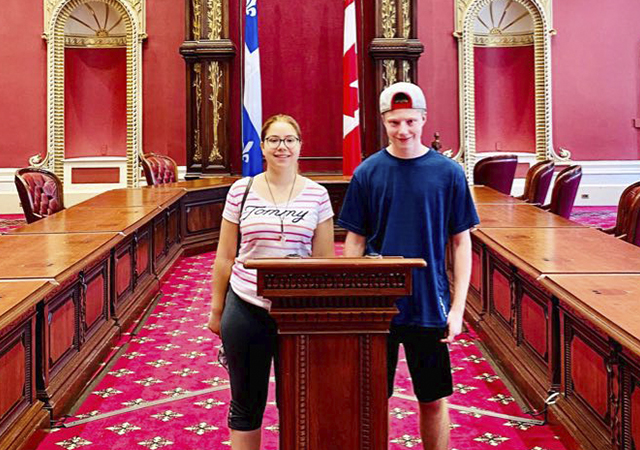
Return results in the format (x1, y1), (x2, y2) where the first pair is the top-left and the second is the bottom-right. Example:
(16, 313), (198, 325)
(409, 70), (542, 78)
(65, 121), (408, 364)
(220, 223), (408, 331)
(242, 0), (263, 176)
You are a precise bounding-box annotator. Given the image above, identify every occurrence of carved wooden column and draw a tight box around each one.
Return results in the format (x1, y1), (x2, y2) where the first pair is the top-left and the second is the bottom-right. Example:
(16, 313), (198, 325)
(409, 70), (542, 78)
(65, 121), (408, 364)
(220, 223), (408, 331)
(246, 257), (426, 450)
(369, 0), (424, 151)
(180, 0), (236, 177)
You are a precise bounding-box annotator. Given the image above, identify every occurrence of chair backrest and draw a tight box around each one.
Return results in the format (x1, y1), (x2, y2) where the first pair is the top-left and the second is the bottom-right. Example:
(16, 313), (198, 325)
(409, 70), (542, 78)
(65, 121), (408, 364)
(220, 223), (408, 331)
(521, 160), (554, 204)
(611, 181), (640, 236)
(624, 193), (640, 247)
(14, 167), (65, 224)
(140, 153), (178, 186)
(473, 154), (518, 195)
(548, 165), (582, 219)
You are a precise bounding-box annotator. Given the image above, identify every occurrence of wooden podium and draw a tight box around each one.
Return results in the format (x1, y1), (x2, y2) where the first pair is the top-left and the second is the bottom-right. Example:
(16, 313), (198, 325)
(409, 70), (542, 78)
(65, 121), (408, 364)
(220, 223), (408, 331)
(245, 257), (426, 450)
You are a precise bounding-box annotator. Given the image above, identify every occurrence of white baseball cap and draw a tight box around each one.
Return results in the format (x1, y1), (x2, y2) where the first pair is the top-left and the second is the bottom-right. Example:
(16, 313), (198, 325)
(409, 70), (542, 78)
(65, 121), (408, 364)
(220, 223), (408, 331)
(379, 82), (427, 114)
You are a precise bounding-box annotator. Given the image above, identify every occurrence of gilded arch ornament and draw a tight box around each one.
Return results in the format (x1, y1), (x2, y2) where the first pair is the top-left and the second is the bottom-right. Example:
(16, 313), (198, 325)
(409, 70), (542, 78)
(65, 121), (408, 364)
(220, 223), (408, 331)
(40, 0), (146, 187)
(453, 0), (569, 181)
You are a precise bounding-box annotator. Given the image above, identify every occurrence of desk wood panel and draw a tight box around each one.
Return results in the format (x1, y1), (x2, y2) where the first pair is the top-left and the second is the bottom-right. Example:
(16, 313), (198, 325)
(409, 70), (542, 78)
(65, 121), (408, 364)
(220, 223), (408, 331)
(8, 206), (161, 235)
(476, 204), (584, 228)
(0, 234), (121, 281)
(471, 186), (527, 204)
(476, 228), (640, 277)
(0, 281), (47, 450)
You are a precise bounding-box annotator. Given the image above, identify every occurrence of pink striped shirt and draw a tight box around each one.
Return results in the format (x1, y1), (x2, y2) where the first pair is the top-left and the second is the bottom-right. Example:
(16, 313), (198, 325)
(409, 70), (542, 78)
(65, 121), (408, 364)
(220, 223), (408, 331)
(222, 177), (334, 310)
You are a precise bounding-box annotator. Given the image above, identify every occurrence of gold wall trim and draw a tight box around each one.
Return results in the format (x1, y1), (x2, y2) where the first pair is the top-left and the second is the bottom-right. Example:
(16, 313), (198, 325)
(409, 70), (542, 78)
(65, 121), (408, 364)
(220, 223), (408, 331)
(192, 0), (202, 40)
(455, 0), (567, 183)
(382, 60), (397, 88)
(473, 32), (533, 47)
(41, 0), (145, 187)
(64, 34), (127, 47)
(207, 0), (222, 40)
(381, 0), (396, 39)
(193, 63), (203, 163)
(208, 61), (223, 163)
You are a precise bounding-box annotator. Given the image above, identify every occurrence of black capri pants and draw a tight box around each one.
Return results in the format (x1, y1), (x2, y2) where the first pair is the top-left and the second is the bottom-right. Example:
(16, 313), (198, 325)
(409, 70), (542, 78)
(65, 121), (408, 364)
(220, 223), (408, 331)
(220, 288), (278, 431)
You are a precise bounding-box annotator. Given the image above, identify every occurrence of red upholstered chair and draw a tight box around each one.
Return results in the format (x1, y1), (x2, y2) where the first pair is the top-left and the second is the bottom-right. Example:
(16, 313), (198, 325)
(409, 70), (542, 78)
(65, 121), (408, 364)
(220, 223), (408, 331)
(140, 153), (178, 186)
(473, 154), (518, 195)
(624, 194), (640, 247)
(601, 181), (640, 237)
(14, 167), (65, 224)
(516, 160), (554, 205)
(542, 165), (582, 219)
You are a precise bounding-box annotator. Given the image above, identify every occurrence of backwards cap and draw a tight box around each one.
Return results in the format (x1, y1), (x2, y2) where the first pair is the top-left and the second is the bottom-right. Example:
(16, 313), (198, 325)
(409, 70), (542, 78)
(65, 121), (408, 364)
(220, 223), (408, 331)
(379, 82), (427, 114)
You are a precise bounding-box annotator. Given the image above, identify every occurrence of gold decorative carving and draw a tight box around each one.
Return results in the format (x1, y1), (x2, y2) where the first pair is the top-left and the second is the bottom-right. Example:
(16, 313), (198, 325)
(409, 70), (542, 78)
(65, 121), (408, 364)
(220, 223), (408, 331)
(64, 34), (127, 47)
(42, 0), (145, 186)
(44, 0), (146, 39)
(401, 0), (411, 39)
(193, 63), (203, 163)
(473, 32), (533, 47)
(456, 0), (562, 181)
(381, 0), (396, 39)
(382, 60), (397, 88)
(192, 0), (201, 40)
(208, 62), (223, 163)
(207, 0), (222, 40)
(402, 60), (411, 82)
(455, 0), (553, 34)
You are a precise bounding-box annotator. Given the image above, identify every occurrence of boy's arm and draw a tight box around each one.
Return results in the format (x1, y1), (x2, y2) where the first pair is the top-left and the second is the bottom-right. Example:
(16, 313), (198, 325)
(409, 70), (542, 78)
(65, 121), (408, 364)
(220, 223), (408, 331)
(441, 229), (472, 343)
(343, 231), (366, 257)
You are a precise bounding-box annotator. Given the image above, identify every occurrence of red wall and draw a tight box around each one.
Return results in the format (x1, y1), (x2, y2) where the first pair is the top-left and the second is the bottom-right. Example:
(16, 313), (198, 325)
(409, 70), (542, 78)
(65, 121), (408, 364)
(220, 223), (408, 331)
(553, 0), (640, 160)
(260, 1), (343, 173)
(0, 4), (47, 167)
(474, 46), (535, 153)
(65, 48), (127, 158)
(142, 0), (186, 165)
(416, 0), (460, 153)
(0, 1), (185, 168)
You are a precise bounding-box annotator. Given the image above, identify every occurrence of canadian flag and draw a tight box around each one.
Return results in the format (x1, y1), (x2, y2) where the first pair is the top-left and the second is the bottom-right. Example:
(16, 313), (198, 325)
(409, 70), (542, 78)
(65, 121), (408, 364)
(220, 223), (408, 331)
(343, 0), (361, 175)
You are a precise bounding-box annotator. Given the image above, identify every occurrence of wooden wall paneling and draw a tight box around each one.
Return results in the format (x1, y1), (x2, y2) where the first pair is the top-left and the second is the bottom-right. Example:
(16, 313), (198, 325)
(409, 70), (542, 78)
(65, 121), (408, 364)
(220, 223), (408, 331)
(0, 311), (47, 450)
(181, 0), (236, 176)
(369, 0), (424, 155)
(559, 309), (617, 450)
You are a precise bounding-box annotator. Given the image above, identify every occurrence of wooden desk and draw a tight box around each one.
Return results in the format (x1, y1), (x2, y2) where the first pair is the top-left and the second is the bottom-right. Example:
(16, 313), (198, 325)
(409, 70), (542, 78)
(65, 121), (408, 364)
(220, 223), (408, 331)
(535, 275), (640, 450)
(0, 233), (121, 281)
(475, 227), (640, 277)
(0, 281), (52, 450)
(471, 185), (527, 204)
(8, 206), (161, 236)
(73, 188), (185, 209)
(475, 204), (584, 228)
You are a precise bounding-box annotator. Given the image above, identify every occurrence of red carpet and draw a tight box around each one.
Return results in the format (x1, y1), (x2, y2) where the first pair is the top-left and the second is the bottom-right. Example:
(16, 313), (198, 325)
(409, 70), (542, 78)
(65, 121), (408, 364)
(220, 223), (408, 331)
(30, 251), (572, 450)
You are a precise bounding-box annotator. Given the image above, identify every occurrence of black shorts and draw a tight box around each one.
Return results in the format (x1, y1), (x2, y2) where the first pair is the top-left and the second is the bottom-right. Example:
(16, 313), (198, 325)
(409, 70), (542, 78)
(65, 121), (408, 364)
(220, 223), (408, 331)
(387, 325), (453, 403)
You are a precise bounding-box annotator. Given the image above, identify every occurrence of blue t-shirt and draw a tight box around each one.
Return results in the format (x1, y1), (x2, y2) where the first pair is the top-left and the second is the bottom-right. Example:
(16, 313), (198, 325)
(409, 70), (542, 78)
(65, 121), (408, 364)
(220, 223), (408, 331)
(338, 148), (480, 327)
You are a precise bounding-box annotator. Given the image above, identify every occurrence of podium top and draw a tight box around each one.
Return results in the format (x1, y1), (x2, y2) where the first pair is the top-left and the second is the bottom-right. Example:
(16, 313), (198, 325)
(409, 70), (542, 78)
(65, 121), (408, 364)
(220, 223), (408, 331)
(244, 256), (426, 270)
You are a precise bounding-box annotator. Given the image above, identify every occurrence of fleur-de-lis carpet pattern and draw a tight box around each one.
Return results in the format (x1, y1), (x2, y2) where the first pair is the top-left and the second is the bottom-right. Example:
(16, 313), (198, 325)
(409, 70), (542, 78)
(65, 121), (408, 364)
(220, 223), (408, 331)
(1, 212), (615, 449)
(28, 250), (575, 450)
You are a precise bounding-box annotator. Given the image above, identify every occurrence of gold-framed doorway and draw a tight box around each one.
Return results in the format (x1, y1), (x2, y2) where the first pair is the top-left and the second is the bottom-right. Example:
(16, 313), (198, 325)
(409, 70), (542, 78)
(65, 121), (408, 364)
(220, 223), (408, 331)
(453, 0), (569, 181)
(40, 0), (146, 187)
